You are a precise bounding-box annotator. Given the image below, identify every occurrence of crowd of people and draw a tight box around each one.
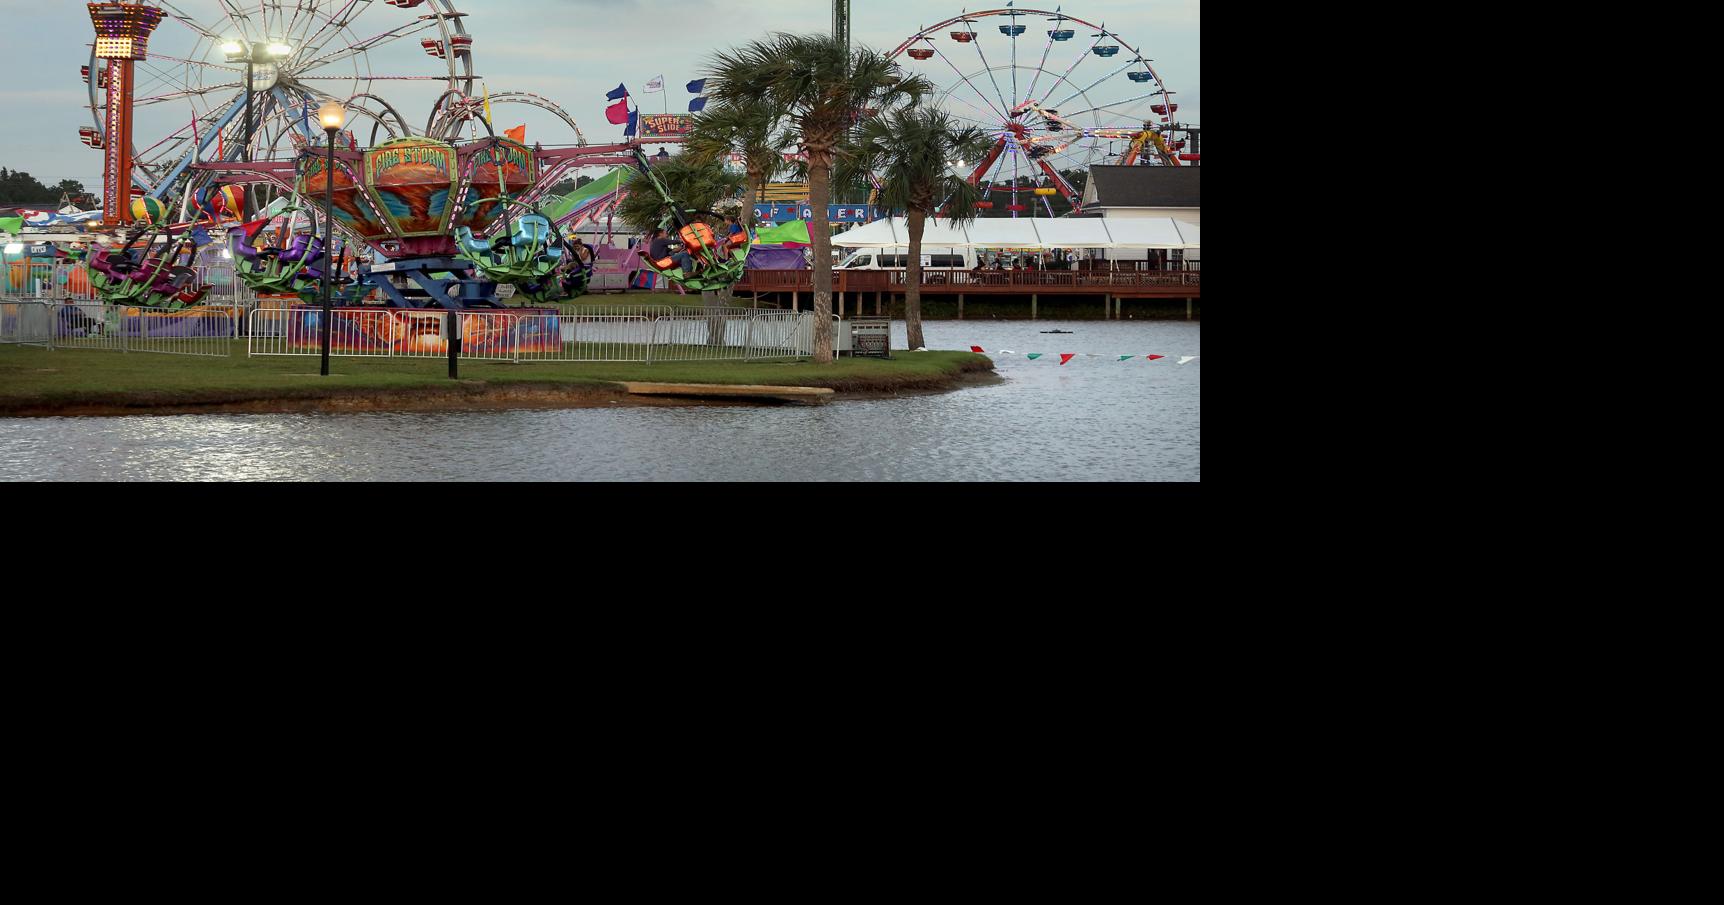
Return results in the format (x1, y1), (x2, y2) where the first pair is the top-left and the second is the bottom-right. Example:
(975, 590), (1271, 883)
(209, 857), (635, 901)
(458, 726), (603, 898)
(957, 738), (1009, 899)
(974, 250), (1083, 273)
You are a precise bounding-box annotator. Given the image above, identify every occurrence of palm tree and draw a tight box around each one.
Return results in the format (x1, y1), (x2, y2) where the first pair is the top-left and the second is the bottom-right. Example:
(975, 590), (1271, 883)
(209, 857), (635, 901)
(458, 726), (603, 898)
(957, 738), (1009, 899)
(616, 152), (743, 236)
(853, 108), (991, 351)
(685, 98), (792, 234)
(707, 33), (932, 363)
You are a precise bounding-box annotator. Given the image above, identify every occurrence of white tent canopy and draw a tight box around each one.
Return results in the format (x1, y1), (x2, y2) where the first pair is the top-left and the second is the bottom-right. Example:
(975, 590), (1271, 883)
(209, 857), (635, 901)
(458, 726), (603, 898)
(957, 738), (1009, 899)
(833, 217), (1199, 250)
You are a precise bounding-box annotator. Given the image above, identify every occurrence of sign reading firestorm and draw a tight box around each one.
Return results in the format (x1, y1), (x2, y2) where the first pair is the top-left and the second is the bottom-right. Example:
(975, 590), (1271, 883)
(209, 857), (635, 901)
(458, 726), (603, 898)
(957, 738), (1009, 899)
(367, 143), (454, 182)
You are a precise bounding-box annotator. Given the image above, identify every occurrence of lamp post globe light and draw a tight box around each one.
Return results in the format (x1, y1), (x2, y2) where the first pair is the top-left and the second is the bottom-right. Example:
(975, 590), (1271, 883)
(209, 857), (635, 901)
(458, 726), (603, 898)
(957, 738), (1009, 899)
(318, 99), (346, 378)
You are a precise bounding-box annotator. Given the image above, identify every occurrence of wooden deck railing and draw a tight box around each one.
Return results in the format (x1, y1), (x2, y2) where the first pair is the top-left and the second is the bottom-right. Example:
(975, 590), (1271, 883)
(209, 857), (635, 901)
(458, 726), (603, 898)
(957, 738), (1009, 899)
(735, 269), (1200, 292)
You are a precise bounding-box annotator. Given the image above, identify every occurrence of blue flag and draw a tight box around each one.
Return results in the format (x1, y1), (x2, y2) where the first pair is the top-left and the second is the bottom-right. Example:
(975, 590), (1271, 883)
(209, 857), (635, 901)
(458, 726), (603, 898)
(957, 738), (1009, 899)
(688, 96), (708, 113)
(624, 109), (639, 137)
(606, 83), (628, 101)
(189, 226), (212, 247)
(686, 79), (707, 94)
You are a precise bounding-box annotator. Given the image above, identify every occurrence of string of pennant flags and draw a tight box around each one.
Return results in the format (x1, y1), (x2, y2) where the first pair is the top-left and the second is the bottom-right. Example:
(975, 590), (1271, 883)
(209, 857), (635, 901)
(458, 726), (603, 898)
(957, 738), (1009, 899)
(958, 347), (1200, 365)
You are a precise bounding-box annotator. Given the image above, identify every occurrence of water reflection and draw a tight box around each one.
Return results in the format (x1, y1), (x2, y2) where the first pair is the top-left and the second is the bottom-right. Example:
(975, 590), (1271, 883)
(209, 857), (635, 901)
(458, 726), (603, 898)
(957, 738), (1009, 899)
(2, 321), (1199, 481)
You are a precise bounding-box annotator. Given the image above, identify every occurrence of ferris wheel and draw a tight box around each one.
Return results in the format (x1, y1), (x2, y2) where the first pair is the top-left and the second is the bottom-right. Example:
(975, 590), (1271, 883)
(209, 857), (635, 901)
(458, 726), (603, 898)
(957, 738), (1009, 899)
(888, 6), (1195, 216)
(79, 1), (584, 212)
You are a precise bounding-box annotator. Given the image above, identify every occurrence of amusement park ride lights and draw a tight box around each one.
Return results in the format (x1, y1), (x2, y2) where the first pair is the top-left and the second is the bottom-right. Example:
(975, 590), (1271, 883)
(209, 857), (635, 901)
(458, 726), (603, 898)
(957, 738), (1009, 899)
(87, 2), (164, 226)
(318, 99), (346, 377)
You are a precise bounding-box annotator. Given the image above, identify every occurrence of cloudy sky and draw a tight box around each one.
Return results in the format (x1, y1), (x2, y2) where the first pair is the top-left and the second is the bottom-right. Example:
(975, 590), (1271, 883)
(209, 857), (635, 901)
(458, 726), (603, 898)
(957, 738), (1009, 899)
(0, 0), (1199, 194)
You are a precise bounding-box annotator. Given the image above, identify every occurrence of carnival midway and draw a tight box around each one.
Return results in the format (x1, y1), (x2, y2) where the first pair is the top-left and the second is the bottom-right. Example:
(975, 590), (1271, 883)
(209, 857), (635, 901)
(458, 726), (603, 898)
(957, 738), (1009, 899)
(1, 1), (1200, 484)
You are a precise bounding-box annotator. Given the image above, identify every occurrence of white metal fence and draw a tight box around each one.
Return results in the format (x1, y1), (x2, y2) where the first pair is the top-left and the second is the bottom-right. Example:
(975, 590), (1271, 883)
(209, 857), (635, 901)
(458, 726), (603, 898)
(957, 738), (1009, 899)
(1, 300), (53, 345)
(244, 305), (825, 363)
(0, 300), (237, 355)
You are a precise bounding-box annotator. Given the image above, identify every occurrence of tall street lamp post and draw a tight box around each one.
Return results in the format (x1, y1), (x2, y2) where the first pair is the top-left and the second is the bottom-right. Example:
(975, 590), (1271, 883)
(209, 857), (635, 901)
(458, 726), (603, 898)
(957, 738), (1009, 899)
(220, 40), (291, 218)
(317, 99), (346, 377)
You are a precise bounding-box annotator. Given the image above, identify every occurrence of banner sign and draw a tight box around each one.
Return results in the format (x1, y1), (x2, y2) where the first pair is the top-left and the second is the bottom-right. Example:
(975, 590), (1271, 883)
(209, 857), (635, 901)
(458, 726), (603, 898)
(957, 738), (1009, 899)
(639, 114), (693, 139)
(754, 204), (877, 224)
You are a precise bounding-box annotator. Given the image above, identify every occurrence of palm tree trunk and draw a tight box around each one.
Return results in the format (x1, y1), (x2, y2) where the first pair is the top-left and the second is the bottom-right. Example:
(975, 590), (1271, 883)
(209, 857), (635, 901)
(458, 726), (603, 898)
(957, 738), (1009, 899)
(741, 172), (760, 233)
(807, 151), (834, 363)
(906, 209), (926, 351)
(806, 154), (834, 360)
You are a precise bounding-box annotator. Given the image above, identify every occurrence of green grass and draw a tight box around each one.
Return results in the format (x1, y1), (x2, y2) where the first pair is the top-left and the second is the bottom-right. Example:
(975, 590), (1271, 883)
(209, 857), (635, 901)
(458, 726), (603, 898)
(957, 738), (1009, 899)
(0, 342), (990, 413)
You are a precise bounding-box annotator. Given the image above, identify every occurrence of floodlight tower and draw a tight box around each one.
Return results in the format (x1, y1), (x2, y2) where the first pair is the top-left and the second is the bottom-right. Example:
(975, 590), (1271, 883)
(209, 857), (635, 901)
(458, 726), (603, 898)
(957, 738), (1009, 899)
(87, 2), (164, 226)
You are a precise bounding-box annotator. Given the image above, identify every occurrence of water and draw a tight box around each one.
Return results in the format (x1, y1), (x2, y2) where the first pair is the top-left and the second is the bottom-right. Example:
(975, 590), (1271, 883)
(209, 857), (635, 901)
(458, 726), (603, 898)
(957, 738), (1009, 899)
(0, 320), (1199, 481)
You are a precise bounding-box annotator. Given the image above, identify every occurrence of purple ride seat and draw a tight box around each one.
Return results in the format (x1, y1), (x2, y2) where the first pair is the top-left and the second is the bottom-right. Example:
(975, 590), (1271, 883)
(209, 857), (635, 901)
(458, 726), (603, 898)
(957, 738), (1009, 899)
(232, 229), (263, 262)
(279, 234), (322, 264)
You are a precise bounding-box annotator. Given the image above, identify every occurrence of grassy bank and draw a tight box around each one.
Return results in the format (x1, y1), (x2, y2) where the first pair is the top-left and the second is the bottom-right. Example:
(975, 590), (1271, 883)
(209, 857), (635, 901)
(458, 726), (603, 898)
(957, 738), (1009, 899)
(0, 342), (992, 416)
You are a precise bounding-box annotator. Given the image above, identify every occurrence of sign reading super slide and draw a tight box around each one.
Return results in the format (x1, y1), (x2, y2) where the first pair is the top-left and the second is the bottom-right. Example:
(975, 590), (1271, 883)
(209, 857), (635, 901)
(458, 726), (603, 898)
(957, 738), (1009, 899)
(638, 114), (693, 139)
(753, 204), (877, 224)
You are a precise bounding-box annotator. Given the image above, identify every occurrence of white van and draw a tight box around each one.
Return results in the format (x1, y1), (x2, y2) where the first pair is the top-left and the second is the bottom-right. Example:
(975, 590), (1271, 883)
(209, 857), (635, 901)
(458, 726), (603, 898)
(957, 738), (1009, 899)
(839, 247), (979, 270)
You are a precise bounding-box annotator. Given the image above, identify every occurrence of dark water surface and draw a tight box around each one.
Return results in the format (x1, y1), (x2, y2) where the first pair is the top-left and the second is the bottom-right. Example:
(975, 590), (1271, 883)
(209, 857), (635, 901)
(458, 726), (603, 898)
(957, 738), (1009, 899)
(1, 320), (1199, 481)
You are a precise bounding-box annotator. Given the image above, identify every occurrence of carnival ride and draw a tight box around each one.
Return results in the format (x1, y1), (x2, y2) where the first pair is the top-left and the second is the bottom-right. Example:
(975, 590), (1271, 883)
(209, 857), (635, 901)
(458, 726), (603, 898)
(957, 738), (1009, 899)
(68, 1), (632, 311)
(626, 148), (751, 293)
(887, 7), (1199, 215)
(455, 198), (595, 303)
(84, 194), (228, 309)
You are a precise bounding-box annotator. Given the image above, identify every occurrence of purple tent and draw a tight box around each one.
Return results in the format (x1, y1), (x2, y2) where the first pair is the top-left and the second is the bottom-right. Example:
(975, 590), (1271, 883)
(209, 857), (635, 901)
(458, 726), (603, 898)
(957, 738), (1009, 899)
(746, 245), (809, 270)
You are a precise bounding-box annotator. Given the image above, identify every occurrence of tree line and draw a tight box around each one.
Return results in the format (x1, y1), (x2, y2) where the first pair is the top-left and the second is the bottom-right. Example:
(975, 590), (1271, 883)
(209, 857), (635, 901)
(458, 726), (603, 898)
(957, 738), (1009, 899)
(0, 169), (98, 207)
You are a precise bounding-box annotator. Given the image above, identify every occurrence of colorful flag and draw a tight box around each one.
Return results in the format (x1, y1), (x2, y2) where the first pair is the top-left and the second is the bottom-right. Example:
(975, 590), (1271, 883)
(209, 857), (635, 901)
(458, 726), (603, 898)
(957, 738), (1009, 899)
(644, 75), (664, 93)
(688, 97), (708, 113)
(505, 125), (527, 143)
(1059, 354), (1076, 365)
(606, 98), (631, 125)
(1147, 355), (1165, 361)
(1026, 353), (1043, 360)
(606, 83), (629, 101)
(686, 79), (707, 94)
(482, 84), (493, 126)
(624, 109), (639, 137)
(970, 346), (986, 353)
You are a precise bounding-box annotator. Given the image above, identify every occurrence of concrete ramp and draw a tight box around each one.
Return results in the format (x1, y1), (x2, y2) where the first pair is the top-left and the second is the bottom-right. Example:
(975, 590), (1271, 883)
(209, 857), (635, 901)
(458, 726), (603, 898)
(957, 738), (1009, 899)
(620, 382), (833, 405)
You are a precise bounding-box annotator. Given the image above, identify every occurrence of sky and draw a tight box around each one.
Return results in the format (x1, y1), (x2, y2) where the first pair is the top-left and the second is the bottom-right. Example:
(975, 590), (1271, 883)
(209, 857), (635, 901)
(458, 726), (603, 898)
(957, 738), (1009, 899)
(0, 0), (1199, 195)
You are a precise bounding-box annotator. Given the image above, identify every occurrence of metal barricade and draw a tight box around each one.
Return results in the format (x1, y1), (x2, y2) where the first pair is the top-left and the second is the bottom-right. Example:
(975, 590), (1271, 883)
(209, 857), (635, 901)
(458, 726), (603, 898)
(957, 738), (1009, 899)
(515, 314), (654, 362)
(46, 302), (127, 352)
(742, 312), (811, 360)
(557, 303), (675, 320)
(1, 300), (54, 345)
(113, 304), (236, 356)
(647, 315), (758, 363)
(237, 308), (819, 364)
